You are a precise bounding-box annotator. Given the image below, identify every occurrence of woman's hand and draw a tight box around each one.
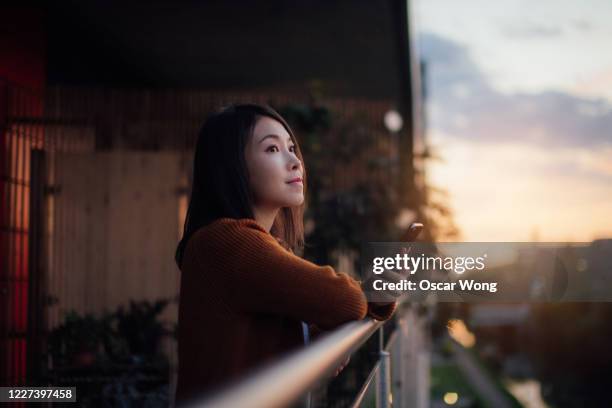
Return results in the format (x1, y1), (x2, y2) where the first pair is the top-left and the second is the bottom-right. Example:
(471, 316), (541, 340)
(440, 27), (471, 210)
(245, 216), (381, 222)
(361, 269), (406, 303)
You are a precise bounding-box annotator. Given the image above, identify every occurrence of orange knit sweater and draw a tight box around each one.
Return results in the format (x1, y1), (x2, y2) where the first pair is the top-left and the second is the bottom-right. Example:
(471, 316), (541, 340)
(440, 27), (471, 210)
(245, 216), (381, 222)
(175, 218), (397, 405)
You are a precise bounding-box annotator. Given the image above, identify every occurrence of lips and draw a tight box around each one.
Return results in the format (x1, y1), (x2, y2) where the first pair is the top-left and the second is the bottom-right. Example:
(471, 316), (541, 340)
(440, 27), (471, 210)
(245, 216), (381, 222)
(287, 177), (303, 184)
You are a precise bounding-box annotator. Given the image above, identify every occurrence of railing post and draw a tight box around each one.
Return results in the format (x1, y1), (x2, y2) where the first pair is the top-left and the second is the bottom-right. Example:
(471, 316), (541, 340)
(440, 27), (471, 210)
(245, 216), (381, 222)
(391, 306), (431, 408)
(391, 313), (405, 408)
(376, 329), (391, 408)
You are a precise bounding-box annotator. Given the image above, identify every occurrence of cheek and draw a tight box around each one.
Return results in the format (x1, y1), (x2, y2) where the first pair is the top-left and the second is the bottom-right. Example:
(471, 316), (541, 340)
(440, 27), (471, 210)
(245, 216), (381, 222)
(250, 156), (280, 183)
(248, 155), (283, 197)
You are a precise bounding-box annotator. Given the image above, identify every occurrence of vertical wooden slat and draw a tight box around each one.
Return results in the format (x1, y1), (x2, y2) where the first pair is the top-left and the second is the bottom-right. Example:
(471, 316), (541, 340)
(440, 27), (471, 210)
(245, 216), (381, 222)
(57, 127), (65, 324)
(27, 147), (45, 384)
(0, 80), (9, 386)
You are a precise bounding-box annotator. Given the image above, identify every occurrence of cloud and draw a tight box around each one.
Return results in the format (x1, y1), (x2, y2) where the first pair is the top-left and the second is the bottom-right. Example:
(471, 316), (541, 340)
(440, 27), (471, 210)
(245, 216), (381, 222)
(572, 67), (612, 101)
(501, 21), (564, 38)
(418, 32), (612, 242)
(419, 32), (612, 149)
(572, 19), (592, 32)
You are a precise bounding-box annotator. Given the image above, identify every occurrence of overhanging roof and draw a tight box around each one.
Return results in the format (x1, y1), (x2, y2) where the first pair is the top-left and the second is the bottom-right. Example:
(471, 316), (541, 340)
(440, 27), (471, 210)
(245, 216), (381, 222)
(46, 0), (413, 101)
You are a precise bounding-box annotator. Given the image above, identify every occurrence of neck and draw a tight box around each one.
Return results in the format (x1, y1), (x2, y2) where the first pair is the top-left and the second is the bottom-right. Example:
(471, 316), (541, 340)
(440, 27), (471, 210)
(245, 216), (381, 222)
(252, 206), (279, 232)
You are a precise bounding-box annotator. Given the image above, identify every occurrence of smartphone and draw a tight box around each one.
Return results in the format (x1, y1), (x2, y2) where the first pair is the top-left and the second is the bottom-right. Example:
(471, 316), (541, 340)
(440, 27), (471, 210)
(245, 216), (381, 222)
(403, 222), (423, 241)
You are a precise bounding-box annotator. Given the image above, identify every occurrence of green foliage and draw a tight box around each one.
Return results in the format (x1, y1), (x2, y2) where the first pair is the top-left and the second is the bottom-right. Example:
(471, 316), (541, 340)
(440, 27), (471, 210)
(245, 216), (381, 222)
(463, 346), (524, 408)
(47, 310), (117, 367)
(431, 362), (484, 408)
(115, 299), (171, 356)
(277, 103), (402, 269)
(47, 298), (171, 368)
(277, 103), (331, 135)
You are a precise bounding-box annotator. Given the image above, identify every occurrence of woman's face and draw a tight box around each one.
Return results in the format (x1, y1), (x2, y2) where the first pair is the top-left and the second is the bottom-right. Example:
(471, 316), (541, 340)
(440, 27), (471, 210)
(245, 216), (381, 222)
(245, 116), (304, 210)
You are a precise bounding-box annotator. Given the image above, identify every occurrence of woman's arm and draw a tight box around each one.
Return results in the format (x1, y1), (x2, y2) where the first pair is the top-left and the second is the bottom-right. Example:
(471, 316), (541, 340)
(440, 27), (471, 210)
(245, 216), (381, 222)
(367, 301), (398, 321)
(188, 219), (396, 330)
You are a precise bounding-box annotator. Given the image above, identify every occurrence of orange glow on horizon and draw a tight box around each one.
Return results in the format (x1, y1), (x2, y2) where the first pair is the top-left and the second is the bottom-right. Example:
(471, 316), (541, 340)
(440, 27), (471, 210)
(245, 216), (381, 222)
(425, 131), (612, 243)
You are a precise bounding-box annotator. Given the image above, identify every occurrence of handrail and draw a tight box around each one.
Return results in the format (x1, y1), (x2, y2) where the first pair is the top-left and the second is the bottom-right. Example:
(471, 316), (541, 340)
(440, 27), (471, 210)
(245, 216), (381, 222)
(183, 318), (384, 408)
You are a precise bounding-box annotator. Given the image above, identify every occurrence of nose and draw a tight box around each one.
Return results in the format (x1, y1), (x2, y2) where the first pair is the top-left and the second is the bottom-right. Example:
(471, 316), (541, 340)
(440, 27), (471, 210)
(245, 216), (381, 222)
(286, 151), (302, 172)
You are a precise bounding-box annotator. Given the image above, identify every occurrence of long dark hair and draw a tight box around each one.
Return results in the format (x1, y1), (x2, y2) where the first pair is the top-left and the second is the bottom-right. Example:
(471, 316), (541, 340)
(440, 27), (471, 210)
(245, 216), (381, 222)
(175, 103), (306, 269)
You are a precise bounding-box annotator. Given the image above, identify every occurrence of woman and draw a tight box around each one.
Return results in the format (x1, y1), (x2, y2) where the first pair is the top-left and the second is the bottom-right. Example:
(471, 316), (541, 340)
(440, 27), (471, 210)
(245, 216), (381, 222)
(174, 103), (400, 405)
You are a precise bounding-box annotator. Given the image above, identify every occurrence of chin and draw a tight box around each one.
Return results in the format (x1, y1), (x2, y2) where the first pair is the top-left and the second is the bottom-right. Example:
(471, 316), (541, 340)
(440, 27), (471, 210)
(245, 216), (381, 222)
(282, 195), (304, 207)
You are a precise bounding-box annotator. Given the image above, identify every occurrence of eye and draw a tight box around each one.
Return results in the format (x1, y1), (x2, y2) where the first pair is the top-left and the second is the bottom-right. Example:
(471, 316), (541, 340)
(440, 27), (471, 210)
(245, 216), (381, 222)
(289, 145), (296, 153)
(266, 145), (279, 153)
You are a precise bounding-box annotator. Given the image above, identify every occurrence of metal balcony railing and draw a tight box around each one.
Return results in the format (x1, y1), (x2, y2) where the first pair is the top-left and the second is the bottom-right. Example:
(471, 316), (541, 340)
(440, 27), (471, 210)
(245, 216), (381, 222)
(182, 314), (403, 408)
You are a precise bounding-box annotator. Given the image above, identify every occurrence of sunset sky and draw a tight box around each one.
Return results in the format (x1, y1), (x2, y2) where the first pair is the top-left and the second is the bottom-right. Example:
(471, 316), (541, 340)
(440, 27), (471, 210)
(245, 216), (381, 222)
(413, 0), (612, 242)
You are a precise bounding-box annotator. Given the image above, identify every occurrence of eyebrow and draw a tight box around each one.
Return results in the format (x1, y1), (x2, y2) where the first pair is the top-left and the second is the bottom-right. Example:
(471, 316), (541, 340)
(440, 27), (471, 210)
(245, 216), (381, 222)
(258, 134), (293, 144)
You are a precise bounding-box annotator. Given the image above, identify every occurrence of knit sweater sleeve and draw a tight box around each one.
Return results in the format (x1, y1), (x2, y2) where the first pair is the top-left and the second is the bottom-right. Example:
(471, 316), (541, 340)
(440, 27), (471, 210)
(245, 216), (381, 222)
(191, 219), (394, 330)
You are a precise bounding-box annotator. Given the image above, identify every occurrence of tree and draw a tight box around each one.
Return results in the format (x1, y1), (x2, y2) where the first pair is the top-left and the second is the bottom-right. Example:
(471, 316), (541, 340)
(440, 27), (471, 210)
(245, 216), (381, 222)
(278, 102), (404, 271)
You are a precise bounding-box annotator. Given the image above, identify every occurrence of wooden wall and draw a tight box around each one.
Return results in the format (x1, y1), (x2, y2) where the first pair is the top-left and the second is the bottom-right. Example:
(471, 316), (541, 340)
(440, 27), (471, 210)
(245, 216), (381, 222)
(49, 151), (183, 327)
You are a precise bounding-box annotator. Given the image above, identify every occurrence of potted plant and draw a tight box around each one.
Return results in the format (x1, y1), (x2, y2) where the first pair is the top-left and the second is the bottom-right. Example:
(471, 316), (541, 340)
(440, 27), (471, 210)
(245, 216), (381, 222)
(47, 310), (115, 368)
(114, 299), (171, 358)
